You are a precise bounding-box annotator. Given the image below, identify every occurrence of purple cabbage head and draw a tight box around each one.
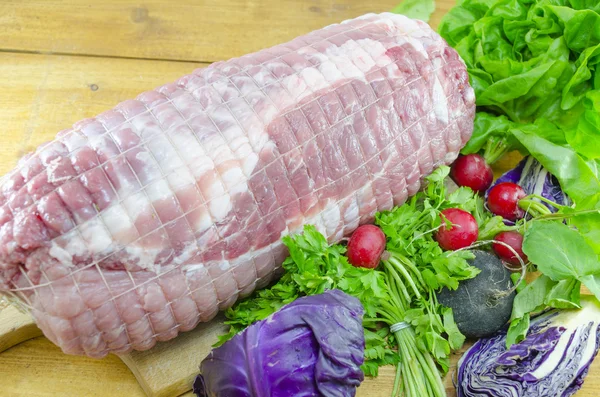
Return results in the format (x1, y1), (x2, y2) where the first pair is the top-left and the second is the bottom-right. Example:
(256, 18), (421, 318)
(490, 156), (571, 210)
(457, 297), (600, 397)
(194, 289), (365, 397)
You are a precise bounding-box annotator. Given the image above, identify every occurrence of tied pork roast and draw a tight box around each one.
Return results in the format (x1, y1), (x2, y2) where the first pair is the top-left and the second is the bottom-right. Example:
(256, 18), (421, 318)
(0, 13), (475, 357)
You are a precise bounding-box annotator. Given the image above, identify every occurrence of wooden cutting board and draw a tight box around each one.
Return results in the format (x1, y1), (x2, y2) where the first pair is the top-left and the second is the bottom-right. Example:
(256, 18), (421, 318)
(1, 1), (600, 396)
(0, 305), (463, 397)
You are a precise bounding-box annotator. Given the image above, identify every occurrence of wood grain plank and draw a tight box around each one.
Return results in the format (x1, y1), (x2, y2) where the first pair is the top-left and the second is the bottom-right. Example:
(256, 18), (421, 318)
(0, 0), (401, 63)
(0, 337), (146, 397)
(0, 53), (205, 176)
(0, 303), (41, 354)
(2, 1), (599, 397)
(119, 317), (228, 397)
(3, 334), (598, 397)
(119, 330), (468, 397)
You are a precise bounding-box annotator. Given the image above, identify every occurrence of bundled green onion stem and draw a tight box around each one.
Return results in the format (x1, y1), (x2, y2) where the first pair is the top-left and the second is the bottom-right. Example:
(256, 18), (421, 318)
(378, 252), (446, 397)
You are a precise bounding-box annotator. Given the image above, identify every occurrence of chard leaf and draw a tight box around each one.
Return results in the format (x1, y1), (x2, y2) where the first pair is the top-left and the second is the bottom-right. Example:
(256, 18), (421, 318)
(581, 274), (600, 300)
(522, 221), (598, 281)
(442, 307), (466, 350)
(512, 128), (600, 203)
(570, 195), (600, 254)
(506, 314), (530, 348)
(544, 278), (582, 309)
(510, 275), (556, 321)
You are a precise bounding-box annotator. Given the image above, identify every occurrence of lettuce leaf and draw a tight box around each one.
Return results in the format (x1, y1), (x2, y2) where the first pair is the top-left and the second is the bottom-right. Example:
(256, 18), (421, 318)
(438, 1), (600, 166)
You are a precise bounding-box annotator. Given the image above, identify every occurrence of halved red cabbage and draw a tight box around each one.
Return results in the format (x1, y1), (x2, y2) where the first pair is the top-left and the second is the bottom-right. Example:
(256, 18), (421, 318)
(195, 289), (365, 397)
(488, 156), (571, 210)
(457, 296), (600, 397)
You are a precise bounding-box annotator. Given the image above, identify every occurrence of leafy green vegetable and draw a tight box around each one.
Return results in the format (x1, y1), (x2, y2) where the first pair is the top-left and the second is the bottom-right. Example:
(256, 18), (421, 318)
(580, 274), (600, 298)
(438, 1), (600, 167)
(523, 221), (598, 281)
(511, 129), (600, 203)
(443, 307), (466, 350)
(460, 113), (525, 164)
(217, 225), (388, 344)
(545, 278), (581, 309)
(510, 275), (554, 323)
(362, 328), (401, 377)
(392, 0), (436, 22)
(507, 220), (600, 345)
(506, 314), (530, 347)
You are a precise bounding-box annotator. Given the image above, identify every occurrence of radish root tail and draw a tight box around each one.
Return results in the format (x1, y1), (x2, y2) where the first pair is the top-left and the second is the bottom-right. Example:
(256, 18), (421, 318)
(449, 240), (527, 305)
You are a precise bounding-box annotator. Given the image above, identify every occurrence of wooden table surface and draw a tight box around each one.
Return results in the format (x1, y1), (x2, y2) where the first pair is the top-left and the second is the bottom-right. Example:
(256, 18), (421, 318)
(1, 1), (599, 396)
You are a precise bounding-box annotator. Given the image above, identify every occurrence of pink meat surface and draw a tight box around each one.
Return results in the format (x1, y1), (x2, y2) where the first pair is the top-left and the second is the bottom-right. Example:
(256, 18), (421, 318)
(0, 13), (475, 357)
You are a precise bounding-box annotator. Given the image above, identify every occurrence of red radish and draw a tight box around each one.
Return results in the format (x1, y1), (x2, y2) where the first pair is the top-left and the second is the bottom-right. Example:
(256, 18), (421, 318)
(450, 154), (494, 193)
(347, 225), (386, 269)
(487, 182), (527, 221)
(435, 208), (479, 251)
(493, 231), (527, 270)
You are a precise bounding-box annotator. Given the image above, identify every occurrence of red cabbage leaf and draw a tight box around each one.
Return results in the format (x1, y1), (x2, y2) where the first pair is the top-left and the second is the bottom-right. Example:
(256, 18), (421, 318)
(195, 289), (365, 397)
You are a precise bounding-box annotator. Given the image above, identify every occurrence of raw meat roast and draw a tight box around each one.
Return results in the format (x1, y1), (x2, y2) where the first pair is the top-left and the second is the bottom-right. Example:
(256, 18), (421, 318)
(0, 13), (475, 357)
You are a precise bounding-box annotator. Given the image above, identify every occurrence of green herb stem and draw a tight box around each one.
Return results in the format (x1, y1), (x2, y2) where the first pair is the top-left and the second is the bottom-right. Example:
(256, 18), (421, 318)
(361, 317), (381, 324)
(396, 331), (426, 396)
(390, 252), (427, 289)
(400, 328), (444, 397)
(519, 198), (553, 217)
(385, 271), (407, 312)
(537, 209), (600, 221)
(385, 257), (423, 300)
(392, 361), (403, 397)
(527, 194), (567, 210)
(384, 262), (414, 304)
(483, 136), (511, 165)
(394, 326), (447, 397)
(378, 300), (403, 324)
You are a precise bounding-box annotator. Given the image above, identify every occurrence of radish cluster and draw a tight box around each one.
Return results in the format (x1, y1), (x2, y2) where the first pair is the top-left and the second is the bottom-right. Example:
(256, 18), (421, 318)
(345, 155), (530, 271)
(346, 209), (481, 270)
(450, 154), (528, 270)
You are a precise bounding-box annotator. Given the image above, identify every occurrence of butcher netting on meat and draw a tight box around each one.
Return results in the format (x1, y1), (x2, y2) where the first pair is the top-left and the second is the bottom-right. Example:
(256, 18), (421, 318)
(0, 13), (475, 357)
